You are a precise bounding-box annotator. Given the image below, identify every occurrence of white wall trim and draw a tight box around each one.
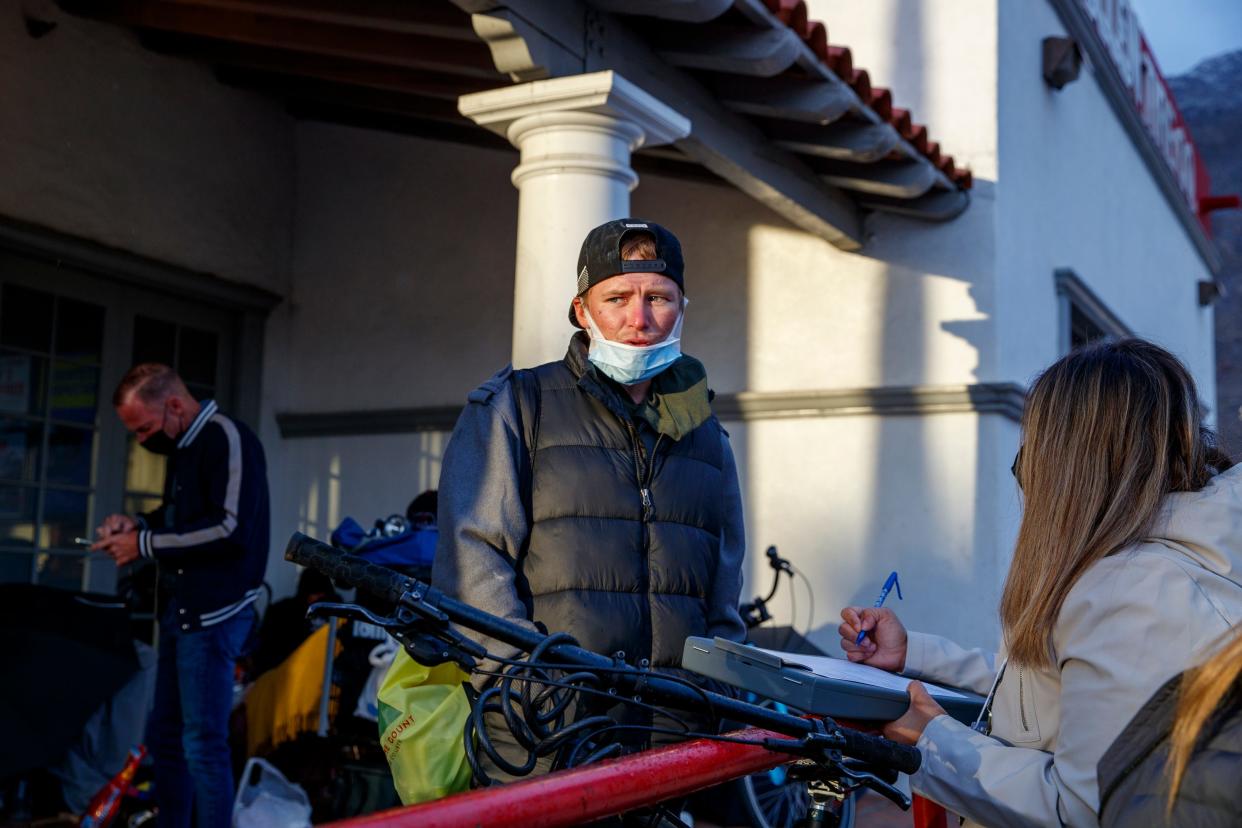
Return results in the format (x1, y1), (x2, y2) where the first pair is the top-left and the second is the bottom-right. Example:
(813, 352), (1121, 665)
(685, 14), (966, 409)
(275, 381), (1027, 438)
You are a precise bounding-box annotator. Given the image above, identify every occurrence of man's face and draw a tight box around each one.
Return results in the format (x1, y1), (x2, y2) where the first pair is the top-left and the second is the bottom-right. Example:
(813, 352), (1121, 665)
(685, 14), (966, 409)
(116, 395), (181, 445)
(573, 272), (682, 345)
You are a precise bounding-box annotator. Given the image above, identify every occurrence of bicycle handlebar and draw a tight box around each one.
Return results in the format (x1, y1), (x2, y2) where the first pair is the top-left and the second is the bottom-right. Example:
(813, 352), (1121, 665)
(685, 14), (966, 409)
(286, 531), (414, 605)
(284, 531), (921, 776)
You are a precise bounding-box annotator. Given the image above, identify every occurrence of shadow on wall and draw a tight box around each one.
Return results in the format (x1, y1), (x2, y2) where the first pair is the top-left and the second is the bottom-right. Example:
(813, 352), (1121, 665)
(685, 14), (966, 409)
(268, 431), (447, 598)
(731, 0), (1014, 652)
(842, 0), (1007, 649)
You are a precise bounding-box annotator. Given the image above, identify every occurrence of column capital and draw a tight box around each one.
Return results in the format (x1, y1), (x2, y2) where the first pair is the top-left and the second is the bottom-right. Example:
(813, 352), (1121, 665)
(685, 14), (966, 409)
(458, 70), (691, 150)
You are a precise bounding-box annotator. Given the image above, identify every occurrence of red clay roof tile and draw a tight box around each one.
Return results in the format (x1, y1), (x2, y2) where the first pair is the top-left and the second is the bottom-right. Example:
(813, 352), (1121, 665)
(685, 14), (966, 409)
(764, 0), (970, 189)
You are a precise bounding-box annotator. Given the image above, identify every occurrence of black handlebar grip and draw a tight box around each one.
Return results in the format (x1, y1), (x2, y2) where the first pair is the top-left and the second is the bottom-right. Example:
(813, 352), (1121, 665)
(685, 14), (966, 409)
(836, 728), (922, 775)
(284, 532), (412, 605)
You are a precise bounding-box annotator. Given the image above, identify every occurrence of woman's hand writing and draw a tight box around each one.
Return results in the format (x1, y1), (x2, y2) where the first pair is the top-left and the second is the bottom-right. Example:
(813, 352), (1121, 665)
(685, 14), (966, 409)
(838, 606), (908, 672)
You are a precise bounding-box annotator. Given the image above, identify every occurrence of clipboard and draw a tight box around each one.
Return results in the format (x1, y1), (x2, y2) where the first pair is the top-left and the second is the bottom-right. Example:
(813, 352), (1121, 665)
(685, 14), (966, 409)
(682, 636), (985, 725)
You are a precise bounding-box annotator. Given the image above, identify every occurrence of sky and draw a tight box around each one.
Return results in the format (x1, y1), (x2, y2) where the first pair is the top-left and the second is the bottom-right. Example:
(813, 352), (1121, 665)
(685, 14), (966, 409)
(1128, 0), (1242, 75)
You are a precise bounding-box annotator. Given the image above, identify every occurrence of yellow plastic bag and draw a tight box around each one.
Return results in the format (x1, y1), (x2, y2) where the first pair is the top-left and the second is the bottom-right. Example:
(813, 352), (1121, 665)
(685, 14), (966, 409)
(376, 649), (473, 804)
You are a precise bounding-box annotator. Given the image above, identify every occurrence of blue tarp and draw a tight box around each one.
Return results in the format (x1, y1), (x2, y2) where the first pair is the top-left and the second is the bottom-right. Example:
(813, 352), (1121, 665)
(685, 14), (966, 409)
(330, 517), (437, 569)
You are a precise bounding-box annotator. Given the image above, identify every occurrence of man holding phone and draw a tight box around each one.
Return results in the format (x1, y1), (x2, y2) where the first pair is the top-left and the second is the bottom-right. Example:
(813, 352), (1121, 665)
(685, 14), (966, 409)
(93, 363), (269, 828)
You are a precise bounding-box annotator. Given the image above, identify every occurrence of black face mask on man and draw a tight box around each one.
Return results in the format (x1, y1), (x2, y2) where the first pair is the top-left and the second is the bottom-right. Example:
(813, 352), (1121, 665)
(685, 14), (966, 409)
(141, 403), (179, 456)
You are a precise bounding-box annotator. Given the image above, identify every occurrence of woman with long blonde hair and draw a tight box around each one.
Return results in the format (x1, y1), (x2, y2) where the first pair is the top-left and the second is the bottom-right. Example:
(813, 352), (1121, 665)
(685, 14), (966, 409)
(838, 338), (1242, 827)
(1097, 626), (1242, 826)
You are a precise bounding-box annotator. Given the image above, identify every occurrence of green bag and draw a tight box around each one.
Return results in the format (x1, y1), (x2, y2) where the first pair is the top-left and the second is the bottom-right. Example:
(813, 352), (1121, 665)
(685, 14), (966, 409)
(376, 649), (473, 804)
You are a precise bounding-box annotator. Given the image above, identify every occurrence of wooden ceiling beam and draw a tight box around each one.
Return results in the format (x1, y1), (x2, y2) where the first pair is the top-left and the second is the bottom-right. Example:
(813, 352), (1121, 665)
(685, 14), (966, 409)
(150, 0), (479, 40)
(656, 25), (801, 77)
(809, 158), (937, 199)
(857, 189), (971, 222)
(586, 0), (733, 24)
(768, 119), (900, 163)
(63, 0), (501, 78)
(710, 76), (855, 125)
(215, 68), (469, 122)
(142, 35), (501, 99)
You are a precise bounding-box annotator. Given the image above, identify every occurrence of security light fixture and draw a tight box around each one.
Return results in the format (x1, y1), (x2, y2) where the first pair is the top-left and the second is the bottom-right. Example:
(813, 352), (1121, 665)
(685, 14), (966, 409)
(1042, 36), (1082, 90)
(1199, 280), (1225, 307)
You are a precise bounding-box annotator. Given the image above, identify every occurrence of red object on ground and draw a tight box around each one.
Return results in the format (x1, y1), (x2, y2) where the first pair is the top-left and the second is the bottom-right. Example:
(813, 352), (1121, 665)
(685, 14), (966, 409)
(326, 727), (950, 828)
(80, 744), (147, 828)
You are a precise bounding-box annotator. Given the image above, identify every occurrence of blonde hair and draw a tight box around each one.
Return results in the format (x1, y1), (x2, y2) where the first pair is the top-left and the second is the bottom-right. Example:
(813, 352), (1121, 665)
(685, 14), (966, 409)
(1000, 339), (1226, 667)
(620, 231), (659, 262)
(1166, 629), (1242, 812)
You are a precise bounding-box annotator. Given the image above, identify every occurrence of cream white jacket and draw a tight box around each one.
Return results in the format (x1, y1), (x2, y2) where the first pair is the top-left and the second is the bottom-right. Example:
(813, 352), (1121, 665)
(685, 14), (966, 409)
(902, 463), (1242, 828)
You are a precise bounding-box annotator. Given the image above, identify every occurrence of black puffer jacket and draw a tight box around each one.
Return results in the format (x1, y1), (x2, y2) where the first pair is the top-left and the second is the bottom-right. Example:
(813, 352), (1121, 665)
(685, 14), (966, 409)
(1098, 673), (1242, 828)
(432, 333), (746, 694)
(514, 341), (725, 668)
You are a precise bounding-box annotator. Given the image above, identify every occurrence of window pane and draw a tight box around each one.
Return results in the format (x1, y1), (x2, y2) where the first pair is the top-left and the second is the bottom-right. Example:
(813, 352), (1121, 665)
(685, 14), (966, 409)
(50, 360), (100, 424)
(125, 435), (166, 496)
(42, 488), (90, 549)
(0, 418), (43, 482)
(133, 316), (177, 367)
(34, 551), (85, 591)
(0, 550), (34, 584)
(0, 285), (54, 352)
(1070, 304), (1106, 350)
(0, 351), (47, 416)
(0, 485), (38, 547)
(47, 424), (94, 487)
(55, 298), (105, 364)
(179, 327), (218, 386)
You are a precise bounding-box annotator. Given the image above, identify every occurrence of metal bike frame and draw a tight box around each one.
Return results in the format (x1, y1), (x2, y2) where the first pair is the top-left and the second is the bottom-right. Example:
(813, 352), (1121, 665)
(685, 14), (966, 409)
(323, 727), (950, 827)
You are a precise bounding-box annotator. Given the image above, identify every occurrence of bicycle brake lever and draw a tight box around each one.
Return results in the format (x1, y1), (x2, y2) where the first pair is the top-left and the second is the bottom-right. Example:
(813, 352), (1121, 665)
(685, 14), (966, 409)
(307, 601), (484, 671)
(306, 600), (394, 627)
(836, 760), (911, 810)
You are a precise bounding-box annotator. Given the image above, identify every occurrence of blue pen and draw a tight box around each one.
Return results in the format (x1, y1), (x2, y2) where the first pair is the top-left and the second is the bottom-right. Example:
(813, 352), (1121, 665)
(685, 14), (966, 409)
(855, 570), (902, 645)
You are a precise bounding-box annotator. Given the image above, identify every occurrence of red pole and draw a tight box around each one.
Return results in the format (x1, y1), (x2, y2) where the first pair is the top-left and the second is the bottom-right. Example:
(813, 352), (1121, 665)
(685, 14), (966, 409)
(328, 728), (791, 828)
(325, 727), (951, 828)
(912, 796), (949, 828)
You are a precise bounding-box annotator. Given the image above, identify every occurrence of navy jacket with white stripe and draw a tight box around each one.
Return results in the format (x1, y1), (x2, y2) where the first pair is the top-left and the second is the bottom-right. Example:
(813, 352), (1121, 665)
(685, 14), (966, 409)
(136, 400), (270, 632)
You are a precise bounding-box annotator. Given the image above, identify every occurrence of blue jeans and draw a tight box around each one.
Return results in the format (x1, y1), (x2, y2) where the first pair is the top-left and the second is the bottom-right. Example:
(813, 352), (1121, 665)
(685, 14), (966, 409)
(148, 603), (254, 828)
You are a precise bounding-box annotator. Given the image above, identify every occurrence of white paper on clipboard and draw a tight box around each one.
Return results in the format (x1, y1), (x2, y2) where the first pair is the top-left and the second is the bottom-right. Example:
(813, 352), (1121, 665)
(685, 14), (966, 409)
(757, 648), (970, 701)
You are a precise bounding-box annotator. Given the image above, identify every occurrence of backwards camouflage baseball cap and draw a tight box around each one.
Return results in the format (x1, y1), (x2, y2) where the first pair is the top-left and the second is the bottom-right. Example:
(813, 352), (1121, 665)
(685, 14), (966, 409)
(569, 218), (685, 327)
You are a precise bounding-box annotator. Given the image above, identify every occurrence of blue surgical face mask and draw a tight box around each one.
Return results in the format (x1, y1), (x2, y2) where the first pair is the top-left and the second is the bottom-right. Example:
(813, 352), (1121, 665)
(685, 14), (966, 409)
(583, 299), (687, 386)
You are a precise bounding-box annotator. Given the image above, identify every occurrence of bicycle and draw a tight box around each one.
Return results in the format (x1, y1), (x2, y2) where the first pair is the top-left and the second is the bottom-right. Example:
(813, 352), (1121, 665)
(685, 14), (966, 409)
(285, 532), (919, 827)
(734, 547), (857, 828)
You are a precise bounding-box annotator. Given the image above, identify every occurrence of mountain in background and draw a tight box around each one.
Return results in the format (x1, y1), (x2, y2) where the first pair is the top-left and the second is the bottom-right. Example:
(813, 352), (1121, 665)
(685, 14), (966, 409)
(1170, 50), (1242, 455)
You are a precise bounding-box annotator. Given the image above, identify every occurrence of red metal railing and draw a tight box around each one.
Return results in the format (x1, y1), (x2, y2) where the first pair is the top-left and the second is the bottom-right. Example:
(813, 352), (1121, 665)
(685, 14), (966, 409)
(326, 727), (948, 827)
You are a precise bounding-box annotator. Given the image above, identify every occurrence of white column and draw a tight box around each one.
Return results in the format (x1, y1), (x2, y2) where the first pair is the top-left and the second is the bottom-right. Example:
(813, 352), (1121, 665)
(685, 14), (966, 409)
(460, 71), (691, 368)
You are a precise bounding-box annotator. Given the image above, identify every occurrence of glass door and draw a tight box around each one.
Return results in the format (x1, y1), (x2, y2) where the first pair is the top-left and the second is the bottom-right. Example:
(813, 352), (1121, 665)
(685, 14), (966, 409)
(0, 284), (106, 590)
(0, 248), (238, 595)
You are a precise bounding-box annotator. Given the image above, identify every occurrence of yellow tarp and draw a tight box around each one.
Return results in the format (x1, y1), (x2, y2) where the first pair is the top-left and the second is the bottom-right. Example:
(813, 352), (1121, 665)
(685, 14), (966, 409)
(243, 620), (342, 756)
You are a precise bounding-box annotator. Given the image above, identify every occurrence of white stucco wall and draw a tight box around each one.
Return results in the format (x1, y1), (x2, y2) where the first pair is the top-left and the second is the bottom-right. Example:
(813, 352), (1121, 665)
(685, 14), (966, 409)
(726, 412), (1019, 652)
(807, 0), (1000, 184)
(258, 124), (520, 595)
(995, 0), (1216, 399)
(0, 10), (293, 294)
(630, 168), (1010, 649)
